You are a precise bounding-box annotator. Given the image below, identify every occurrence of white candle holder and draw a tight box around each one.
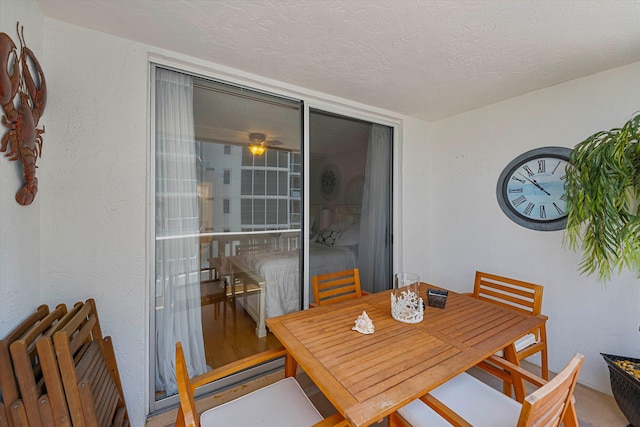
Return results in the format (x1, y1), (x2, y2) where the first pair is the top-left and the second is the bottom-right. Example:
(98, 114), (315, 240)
(391, 272), (423, 323)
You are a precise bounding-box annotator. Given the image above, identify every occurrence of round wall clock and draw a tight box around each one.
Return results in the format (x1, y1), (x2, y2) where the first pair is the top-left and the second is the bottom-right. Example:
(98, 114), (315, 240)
(320, 164), (341, 201)
(496, 146), (572, 231)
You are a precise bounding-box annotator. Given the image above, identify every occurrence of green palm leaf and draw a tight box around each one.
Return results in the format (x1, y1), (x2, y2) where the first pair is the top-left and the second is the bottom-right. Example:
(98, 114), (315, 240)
(564, 113), (640, 282)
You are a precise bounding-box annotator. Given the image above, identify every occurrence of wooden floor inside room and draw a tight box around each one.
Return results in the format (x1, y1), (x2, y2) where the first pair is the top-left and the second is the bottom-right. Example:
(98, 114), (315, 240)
(200, 293), (282, 369)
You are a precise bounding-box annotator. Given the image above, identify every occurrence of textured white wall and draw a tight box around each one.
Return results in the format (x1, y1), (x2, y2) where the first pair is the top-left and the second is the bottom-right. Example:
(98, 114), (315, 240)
(398, 116), (433, 274)
(0, 1), (43, 337)
(403, 62), (640, 394)
(39, 19), (149, 424)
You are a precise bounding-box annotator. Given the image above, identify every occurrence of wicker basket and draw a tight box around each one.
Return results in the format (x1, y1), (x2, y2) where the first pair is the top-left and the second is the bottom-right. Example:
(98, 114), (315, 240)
(601, 353), (640, 427)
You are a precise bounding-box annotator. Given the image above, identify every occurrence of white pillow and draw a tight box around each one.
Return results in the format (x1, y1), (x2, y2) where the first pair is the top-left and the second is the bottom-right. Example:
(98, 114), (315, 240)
(328, 216), (353, 231)
(335, 223), (359, 246)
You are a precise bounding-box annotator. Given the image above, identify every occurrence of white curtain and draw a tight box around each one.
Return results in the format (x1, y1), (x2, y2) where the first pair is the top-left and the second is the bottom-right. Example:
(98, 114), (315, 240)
(155, 68), (207, 395)
(358, 124), (392, 293)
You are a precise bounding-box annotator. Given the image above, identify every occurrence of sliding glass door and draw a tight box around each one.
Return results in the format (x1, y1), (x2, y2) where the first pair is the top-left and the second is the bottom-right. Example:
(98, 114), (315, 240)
(150, 66), (394, 412)
(308, 110), (393, 296)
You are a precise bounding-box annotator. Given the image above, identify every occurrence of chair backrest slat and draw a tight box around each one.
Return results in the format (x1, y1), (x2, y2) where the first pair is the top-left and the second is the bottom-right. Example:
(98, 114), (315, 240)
(10, 304), (69, 427)
(53, 299), (128, 427)
(0, 305), (49, 427)
(518, 354), (583, 426)
(36, 302), (87, 427)
(474, 271), (542, 315)
(312, 268), (362, 306)
(10, 304), (76, 426)
(75, 340), (122, 427)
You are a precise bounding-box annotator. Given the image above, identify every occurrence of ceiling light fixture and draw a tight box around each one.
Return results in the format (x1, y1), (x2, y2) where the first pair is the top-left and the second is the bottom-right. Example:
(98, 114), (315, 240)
(248, 144), (266, 155)
(248, 132), (267, 155)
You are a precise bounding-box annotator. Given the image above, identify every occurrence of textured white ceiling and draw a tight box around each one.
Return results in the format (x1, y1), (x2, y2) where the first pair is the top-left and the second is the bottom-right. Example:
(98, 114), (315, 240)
(37, 0), (640, 121)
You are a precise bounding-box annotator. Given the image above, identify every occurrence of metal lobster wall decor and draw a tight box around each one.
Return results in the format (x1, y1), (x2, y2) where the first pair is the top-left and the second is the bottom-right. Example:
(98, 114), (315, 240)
(0, 23), (46, 205)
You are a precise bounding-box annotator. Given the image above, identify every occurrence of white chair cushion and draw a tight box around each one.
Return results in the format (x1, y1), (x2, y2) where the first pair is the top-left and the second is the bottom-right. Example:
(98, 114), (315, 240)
(397, 372), (522, 427)
(495, 333), (538, 357)
(200, 377), (323, 427)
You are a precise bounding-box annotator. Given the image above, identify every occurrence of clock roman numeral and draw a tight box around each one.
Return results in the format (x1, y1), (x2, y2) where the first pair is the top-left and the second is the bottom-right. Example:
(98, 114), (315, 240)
(552, 160), (561, 174)
(523, 202), (535, 216)
(553, 203), (564, 214)
(537, 160), (545, 173)
(540, 205), (546, 219)
(560, 193), (567, 201)
(512, 195), (527, 207)
(511, 176), (526, 184)
(522, 165), (534, 176)
(508, 188), (523, 193)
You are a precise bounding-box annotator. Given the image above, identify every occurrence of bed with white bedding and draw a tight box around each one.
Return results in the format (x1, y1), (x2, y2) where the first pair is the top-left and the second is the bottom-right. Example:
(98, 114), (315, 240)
(241, 243), (357, 316)
(227, 214), (359, 337)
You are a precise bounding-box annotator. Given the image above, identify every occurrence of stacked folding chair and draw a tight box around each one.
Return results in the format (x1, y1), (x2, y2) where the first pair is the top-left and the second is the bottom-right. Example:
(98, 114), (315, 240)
(0, 304), (53, 427)
(0, 299), (128, 427)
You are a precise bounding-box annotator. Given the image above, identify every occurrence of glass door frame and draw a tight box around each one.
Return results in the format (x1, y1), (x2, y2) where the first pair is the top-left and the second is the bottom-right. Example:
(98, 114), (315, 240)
(147, 59), (403, 414)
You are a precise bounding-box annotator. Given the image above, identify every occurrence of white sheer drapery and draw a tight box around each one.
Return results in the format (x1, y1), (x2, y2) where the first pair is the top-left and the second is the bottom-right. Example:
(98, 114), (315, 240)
(358, 124), (392, 293)
(155, 68), (207, 395)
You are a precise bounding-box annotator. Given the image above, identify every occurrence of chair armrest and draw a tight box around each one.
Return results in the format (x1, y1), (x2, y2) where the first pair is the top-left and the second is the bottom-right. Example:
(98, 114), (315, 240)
(192, 347), (287, 388)
(476, 354), (547, 402)
(484, 355), (546, 388)
(419, 394), (473, 427)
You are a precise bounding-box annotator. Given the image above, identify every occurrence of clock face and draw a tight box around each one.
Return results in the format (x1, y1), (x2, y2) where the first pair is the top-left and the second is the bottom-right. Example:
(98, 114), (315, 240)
(320, 164), (341, 201)
(322, 170), (336, 194)
(496, 147), (572, 231)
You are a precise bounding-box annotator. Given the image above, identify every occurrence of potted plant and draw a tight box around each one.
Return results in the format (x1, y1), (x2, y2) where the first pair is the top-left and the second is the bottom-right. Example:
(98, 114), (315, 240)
(564, 113), (640, 282)
(563, 112), (640, 426)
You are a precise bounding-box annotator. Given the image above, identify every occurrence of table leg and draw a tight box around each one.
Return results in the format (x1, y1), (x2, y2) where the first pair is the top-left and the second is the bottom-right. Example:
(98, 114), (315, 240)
(503, 342), (521, 398)
(255, 280), (266, 338)
(229, 263), (237, 302)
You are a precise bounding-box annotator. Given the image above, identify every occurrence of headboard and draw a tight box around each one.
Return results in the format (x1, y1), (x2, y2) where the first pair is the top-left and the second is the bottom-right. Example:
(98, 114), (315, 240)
(310, 205), (361, 231)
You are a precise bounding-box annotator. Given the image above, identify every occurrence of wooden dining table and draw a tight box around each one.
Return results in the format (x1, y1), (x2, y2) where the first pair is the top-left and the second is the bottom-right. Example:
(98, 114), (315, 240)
(266, 283), (547, 427)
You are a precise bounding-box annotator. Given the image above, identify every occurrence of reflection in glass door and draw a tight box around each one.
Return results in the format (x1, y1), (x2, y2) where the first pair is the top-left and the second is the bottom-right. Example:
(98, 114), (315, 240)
(153, 66), (302, 405)
(308, 110), (393, 297)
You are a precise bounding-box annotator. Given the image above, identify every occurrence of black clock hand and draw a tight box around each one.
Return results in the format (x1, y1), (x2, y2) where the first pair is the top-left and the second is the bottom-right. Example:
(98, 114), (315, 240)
(518, 173), (551, 196)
